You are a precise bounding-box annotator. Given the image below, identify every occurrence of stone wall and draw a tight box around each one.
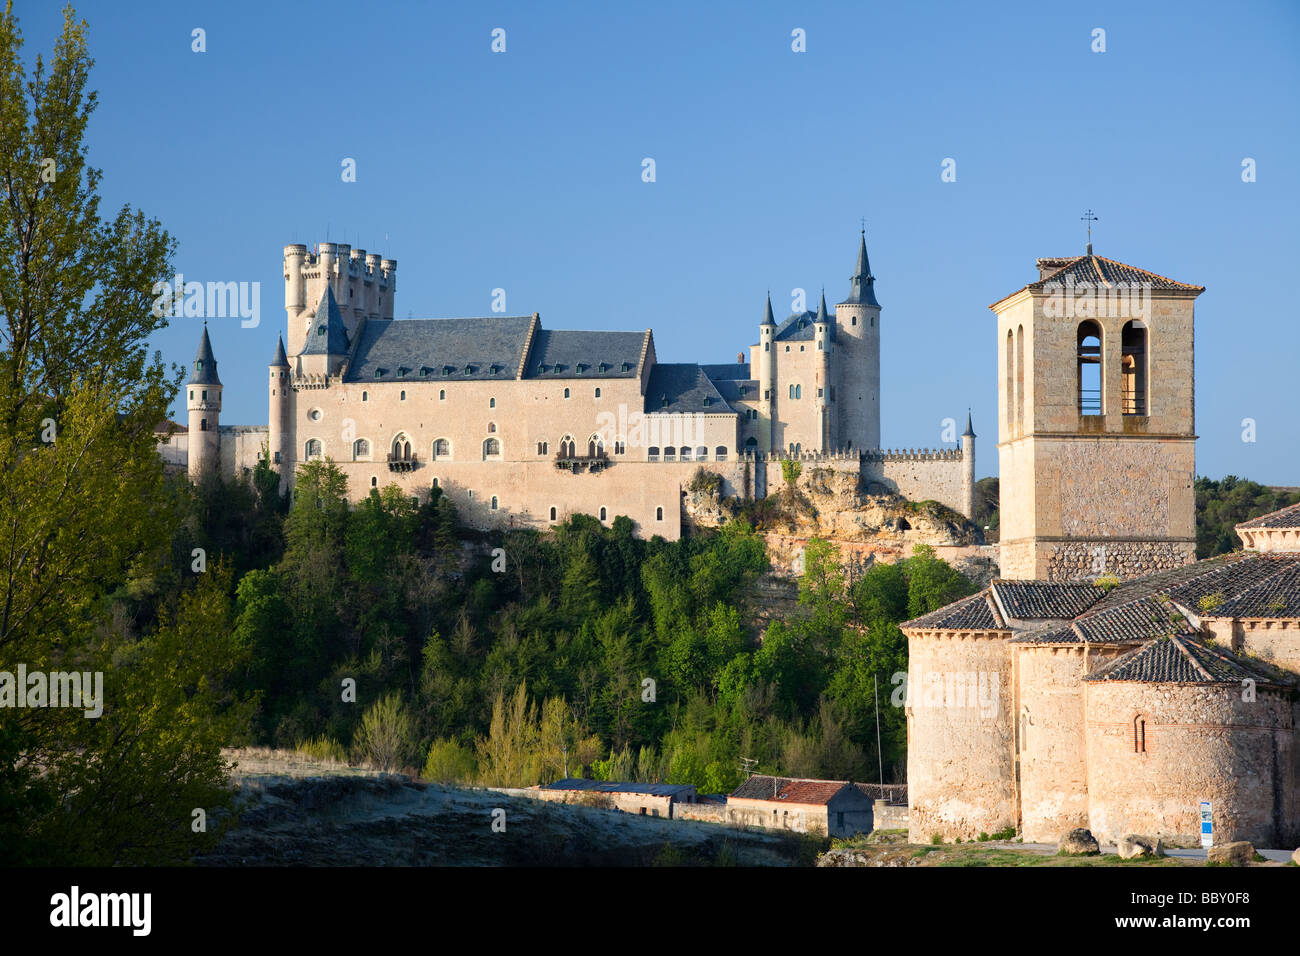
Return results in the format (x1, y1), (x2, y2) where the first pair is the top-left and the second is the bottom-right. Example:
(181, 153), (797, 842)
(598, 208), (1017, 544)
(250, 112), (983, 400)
(1044, 539), (1196, 582)
(1015, 645), (1091, 842)
(1083, 682), (1297, 846)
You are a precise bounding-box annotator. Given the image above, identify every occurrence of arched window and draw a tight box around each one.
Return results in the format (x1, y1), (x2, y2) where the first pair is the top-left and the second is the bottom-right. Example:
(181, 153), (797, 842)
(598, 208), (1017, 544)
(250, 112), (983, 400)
(371, 476), (377, 488)
(1122, 320), (1147, 416)
(745, 437), (757, 449)
(549, 506), (557, 521)
(587, 435), (604, 457)
(432, 438), (450, 460)
(715, 446), (727, 461)
(614, 440), (626, 455)
(536, 440), (548, 455)
(599, 506), (607, 521)
(489, 397), (496, 408)
(305, 439), (322, 458)
(788, 384), (796, 399)
(563, 387), (570, 399)
(483, 437), (501, 458)
(680, 446), (692, 461)
(432, 477), (439, 488)
(1005, 329), (1015, 432)
(400, 390), (406, 401)
(1078, 321), (1102, 415)
(362, 391), (368, 402)
(392, 434), (411, 460)
(1016, 324), (1025, 427)
(487, 422), (497, 433)
(1133, 714), (1147, 753)
(354, 438), (370, 459)
(594, 387), (601, 398)
(664, 446), (676, 462)
(200, 419), (208, 431)
(648, 446), (660, 461)
(655, 506), (664, 521)
(695, 446), (707, 461)
(439, 389), (446, 401)
(560, 435), (576, 458)
(490, 495), (499, 511)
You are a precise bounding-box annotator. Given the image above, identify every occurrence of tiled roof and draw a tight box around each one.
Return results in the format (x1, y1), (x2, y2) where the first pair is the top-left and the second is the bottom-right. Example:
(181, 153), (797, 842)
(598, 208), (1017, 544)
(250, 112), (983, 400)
(643, 363), (735, 415)
(1237, 501), (1300, 529)
(1083, 635), (1294, 686)
(902, 591), (1005, 631)
(523, 329), (646, 379)
(730, 775), (854, 805)
(344, 315), (533, 382)
(991, 581), (1107, 620)
(1214, 562), (1300, 618)
(1072, 596), (1188, 644)
(542, 778), (696, 797)
(1028, 254), (1204, 293)
(300, 286), (350, 356)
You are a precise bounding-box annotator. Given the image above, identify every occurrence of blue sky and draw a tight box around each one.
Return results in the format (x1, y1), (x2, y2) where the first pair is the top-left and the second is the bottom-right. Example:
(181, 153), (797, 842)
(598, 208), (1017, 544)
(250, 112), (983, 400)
(17, 0), (1300, 482)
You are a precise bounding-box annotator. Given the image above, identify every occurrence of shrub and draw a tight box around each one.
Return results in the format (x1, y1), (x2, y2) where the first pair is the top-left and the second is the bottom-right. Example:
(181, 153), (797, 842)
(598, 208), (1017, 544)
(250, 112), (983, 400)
(422, 737), (477, 784)
(296, 735), (349, 764)
(687, 467), (723, 496)
(352, 692), (415, 772)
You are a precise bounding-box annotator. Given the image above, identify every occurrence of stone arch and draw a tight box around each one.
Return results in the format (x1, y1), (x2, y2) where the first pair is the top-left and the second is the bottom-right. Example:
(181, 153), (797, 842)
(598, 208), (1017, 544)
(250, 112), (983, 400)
(305, 438), (322, 459)
(1121, 320), (1147, 415)
(1077, 320), (1103, 414)
(391, 433), (412, 461)
(432, 438), (450, 460)
(482, 437), (501, 458)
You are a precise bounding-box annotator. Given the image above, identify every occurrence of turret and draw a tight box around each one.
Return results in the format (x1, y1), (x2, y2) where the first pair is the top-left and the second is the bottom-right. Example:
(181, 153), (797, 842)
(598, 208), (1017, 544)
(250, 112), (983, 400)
(814, 290), (832, 451)
(186, 324), (222, 481)
(834, 230), (882, 450)
(757, 293), (777, 453)
(284, 243), (308, 354)
(285, 240), (398, 356)
(961, 409), (976, 520)
(268, 333), (290, 488)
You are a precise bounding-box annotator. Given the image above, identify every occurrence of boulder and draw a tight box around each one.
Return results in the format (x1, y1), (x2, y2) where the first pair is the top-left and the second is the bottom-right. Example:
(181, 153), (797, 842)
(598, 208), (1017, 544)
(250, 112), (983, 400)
(1118, 834), (1164, 859)
(1207, 841), (1254, 866)
(1058, 828), (1100, 855)
(1292, 847), (1300, 866)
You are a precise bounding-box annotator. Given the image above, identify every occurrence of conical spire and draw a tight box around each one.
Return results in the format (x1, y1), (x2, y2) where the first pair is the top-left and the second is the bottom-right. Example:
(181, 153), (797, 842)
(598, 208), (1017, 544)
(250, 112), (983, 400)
(815, 289), (828, 323)
(761, 292), (776, 326)
(301, 285), (350, 355)
(188, 323), (221, 385)
(842, 230), (881, 308)
(271, 333), (288, 367)
(963, 408), (976, 438)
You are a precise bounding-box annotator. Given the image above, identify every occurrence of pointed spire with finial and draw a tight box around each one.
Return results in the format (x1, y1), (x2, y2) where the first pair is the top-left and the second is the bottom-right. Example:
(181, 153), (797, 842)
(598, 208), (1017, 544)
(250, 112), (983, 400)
(963, 408), (976, 438)
(841, 228), (880, 308)
(761, 291), (776, 326)
(271, 333), (289, 368)
(815, 288), (828, 323)
(189, 323), (221, 385)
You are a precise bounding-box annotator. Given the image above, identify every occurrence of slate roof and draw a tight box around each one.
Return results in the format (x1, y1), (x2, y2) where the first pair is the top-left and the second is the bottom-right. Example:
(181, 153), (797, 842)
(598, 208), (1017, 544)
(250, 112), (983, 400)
(300, 286), (350, 356)
(643, 363), (735, 415)
(699, 363), (752, 381)
(523, 329), (646, 379)
(902, 591), (1005, 631)
(1214, 562), (1300, 618)
(1072, 596), (1189, 644)
(271, 334), (288, 367)
(1083, 635), (1293, 686)
(774, 311), (818, 342)
(839, 233), (880, 308)
(1237, 501), (1300, 529)
(991, 581), (1107, 620)
(344, 315), (533, 382)
(542, 778), (696, 797)
(731, 776), (857, 805)
(188, 325), (221, 385)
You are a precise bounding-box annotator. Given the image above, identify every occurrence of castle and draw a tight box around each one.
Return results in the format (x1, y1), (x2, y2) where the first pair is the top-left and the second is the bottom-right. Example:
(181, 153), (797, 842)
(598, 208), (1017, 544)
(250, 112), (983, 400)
(161, 234), (976, 539)
(902, 248), (1300, 848)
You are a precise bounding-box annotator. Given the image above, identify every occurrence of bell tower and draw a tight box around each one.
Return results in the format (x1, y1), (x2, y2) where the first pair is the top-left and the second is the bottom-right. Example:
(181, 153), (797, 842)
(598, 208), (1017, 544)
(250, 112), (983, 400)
(991, 245), (1204, 580)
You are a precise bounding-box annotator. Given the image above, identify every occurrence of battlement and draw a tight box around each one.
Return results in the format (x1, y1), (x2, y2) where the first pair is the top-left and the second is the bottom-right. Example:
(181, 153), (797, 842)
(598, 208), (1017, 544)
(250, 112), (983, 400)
(734, 447), (965, 463)
(284, 240), (397, 355)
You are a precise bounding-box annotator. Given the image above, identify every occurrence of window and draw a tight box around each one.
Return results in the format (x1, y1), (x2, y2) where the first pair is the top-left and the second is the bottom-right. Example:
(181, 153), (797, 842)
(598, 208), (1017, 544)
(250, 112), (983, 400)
(432, 477), (439, 488)
(1077, 321), (1102, 415)
(354, 438), (370, 458)
(664, 446), (676, 462)
(371, 476), (377, 488)
(1016, 324), (1025, 426)
(648, 446), (660, 462)
(680, 446), (692, 461)
(851, 316), (857, 326)
(817, 387), (824, 398)
(785, 345), (790, 352)
(439, 389), (446, 401)
(490, 496), (499, 511)
(483, 437), (501, 458)
(1121, 321), (1147, 415)
(362, 391), (368, 402)
(536, 440), (548, 455)
(549, 506), (557, 521)
(764, 342), (770, 352)
(200, 419), (208, 431)
(594, 387), (601, 398)
(432, 438), (449, 459)
(563, 387), (570, 399)
(392, 434), (411, 460)
(489, 397), (496, 408)
(715, 446), (727, 461)
(188, 390), (193, 400)
(202, 390), (207, 400)
(587, 435), (604, 457)
(695, 446), (707, 460)
(836, 811), (844, 829)
(400, 390), (406, 401)
(305, 439), (322, 458)
(870, 315), (874, 327)
(1133, 714), (1147, 753)
(745, 436), (757, 449)
(273, 451), (281, 463)
(748, 408), (758, 420)
(487, 422), (497, 433)
(614, 440), (626, 455)
(599, 506), (607, 521)
(655, 507), (663, 521)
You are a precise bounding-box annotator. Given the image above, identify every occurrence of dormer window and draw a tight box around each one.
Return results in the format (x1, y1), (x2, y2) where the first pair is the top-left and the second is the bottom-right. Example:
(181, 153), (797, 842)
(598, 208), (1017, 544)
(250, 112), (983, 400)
(661, 394), (668, 408)
(703, 396), (711, 407)
(621, 363), (631, 372)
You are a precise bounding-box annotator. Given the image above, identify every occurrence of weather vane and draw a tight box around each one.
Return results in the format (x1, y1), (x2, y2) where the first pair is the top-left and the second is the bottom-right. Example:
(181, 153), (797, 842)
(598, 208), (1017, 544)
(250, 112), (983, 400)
(1081, 209), (1098, 247)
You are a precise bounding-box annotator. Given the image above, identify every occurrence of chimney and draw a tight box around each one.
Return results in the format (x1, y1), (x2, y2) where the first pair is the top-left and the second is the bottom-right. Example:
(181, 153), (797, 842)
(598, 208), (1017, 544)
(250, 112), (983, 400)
(737, 352), (744, 364)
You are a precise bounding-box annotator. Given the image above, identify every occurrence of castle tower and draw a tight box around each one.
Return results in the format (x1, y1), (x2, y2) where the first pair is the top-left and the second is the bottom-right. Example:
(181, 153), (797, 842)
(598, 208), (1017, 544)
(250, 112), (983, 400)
(813, 290), (832, 451)
(284, 241), (396, 356)
(961, 409), (976, 519)
(991, 248), (1204, 580)
(757, 293), (777, 453)
(186, 323), (222, 481)
(268, 333), (290, 486)
(833, 231), (881, 451)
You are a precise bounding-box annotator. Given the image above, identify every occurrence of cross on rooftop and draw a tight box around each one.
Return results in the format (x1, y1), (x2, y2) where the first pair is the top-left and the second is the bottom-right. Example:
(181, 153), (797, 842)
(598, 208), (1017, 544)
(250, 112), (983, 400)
(1081, 209), (1098, 250)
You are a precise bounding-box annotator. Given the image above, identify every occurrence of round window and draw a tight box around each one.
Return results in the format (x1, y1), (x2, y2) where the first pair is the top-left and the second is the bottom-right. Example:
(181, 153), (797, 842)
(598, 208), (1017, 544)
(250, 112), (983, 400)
(309, 408), (323, 422)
